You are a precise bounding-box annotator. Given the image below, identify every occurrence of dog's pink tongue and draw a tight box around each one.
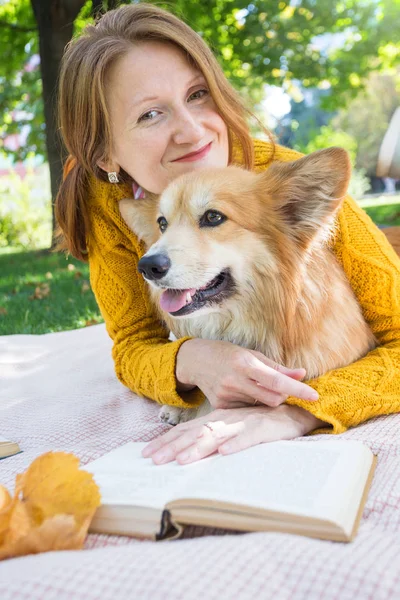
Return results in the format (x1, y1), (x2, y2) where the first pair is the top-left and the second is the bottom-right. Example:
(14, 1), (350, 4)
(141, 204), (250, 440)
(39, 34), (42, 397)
(160, 289), (196, 313)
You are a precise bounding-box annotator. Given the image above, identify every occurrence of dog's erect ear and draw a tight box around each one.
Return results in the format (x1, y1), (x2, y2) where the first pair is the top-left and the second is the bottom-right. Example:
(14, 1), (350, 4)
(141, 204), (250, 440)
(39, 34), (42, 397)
(119, 196), (160, 248)
(259, 147), (351, 244)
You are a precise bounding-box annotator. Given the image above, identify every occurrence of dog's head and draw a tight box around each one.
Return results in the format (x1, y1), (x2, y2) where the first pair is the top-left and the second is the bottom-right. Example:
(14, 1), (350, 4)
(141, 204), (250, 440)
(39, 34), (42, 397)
(119, 147), (351, 318)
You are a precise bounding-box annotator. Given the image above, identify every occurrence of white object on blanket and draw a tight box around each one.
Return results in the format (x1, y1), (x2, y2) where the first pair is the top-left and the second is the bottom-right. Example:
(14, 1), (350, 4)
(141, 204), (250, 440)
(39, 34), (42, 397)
(1, 324), (400, 599)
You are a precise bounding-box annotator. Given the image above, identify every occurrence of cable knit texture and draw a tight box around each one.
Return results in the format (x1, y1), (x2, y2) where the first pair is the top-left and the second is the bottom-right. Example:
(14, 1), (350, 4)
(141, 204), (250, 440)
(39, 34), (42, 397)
(85, 139), (400, 433)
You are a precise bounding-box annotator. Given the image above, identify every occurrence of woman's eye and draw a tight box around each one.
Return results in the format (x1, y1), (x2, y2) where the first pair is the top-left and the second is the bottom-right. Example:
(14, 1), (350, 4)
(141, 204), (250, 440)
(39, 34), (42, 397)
(138, 109), (159, 123)
(157, 216), (168, 233)
(200, 210), (227, 228)
(188, 88), (209, 102)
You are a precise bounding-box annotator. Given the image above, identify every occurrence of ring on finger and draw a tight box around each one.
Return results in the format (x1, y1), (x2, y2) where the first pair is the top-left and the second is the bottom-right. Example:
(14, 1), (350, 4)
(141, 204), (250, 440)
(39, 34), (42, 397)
(204, 422), (215, 433)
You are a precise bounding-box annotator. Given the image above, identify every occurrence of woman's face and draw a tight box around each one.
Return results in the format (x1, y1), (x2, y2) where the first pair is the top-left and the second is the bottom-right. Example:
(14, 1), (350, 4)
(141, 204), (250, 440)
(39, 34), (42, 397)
(103, 41), (229, 194)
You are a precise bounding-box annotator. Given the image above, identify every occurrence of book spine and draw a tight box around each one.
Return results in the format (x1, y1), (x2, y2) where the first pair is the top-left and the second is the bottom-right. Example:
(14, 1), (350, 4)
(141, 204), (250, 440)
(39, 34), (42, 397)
(156, 509), (183, 541)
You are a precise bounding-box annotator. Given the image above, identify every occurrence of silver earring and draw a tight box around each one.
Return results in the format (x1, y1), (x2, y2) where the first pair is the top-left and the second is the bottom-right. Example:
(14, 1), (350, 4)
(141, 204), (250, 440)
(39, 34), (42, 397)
(108, 172), (119, 183)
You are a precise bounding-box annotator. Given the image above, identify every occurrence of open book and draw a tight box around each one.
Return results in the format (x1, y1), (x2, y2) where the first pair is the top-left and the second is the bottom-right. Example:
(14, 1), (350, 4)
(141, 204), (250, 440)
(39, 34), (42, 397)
(0, 437), (21, 460)
(86, 440), (376, 543)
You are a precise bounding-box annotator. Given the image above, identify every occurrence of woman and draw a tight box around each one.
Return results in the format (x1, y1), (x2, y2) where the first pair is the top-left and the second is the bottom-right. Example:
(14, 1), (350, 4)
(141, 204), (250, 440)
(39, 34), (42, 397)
(56, 4), (400, 465)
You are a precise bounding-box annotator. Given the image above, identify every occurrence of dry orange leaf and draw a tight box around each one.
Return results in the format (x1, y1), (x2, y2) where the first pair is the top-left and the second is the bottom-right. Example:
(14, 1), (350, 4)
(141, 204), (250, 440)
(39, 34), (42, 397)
(29, 283), (50, 300)
(0, 485), (12, 511)
(0, 452), (101, 561)
(0, 513), (92, 560)
(85, 319), (99, 327)
(0, 307), (7, 315)
(0, 486), (15, 544)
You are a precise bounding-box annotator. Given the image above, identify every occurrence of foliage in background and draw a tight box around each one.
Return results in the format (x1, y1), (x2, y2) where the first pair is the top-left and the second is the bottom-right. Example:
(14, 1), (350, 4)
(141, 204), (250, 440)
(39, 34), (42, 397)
(278, 70), (400, 183)
(0, 0), (117, 162)
(0, 0), (399, 163)
(0, 0), (128, 237)
(333, 71), (400, 176)
(275, 88), (335, 149)
(0, 0), (43, 162)
(347, 170), (372, 200)
(294, 124), (371, 198)
(0, 168), (52, 248)
(323, 0), (400, 110)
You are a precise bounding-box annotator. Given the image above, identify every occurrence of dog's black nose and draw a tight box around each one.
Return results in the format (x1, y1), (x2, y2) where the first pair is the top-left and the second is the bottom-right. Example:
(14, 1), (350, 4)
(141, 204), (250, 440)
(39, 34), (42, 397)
(138, 254), (171, 280)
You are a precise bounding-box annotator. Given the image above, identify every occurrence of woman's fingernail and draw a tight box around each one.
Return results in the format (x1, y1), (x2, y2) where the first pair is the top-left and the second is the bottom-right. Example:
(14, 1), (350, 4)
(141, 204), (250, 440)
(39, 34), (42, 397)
(153, 452), (167, 464)
(143, 441), (162, 456)
(220, 444), (232, 453)
(309, 391), (319, 400)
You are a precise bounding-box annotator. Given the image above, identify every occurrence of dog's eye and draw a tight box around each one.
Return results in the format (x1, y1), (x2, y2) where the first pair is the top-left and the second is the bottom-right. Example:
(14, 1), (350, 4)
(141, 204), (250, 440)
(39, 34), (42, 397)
(200, 210), (227, 228)
(157, 216), (168, 233)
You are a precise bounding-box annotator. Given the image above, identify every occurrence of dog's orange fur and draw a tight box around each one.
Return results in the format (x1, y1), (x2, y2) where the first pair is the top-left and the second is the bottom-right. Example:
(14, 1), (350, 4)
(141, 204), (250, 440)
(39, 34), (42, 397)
(120, 148), (377, 382)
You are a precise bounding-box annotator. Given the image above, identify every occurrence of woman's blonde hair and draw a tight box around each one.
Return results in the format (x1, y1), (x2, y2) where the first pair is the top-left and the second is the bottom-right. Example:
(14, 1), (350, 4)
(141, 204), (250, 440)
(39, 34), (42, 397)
(56, 3), (270, 260)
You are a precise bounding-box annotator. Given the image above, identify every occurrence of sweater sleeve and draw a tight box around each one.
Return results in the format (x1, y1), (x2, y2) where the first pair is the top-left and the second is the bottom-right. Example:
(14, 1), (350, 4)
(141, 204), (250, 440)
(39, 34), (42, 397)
(286, 184), (400, 434)
(87, 179), (204, 409)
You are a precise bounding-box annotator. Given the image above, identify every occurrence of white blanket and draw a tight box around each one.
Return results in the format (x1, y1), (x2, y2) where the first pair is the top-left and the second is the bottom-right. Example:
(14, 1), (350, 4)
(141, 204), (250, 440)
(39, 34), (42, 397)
(1, 324), (400, 599)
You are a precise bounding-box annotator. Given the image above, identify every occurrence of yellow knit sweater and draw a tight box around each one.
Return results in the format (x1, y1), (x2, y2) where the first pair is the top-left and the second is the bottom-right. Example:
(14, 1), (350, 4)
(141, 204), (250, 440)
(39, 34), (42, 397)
(86, 139), (400, 434)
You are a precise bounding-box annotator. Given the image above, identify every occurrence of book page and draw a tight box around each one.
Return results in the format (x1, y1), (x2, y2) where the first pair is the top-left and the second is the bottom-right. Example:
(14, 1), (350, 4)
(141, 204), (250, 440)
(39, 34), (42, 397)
(86, 443), (216, 510)
(86, 440), (373, 521)
(168, 441), (372, 522)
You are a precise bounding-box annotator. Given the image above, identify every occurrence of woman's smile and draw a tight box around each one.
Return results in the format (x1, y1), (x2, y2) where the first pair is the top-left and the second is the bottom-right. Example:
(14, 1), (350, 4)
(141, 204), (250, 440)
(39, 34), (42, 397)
(171, 142), (212, 163)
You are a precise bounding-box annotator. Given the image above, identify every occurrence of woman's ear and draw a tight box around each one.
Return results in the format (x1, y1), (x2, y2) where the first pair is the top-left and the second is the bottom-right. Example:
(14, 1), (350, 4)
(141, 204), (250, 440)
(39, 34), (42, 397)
(96, 158), (120, 175)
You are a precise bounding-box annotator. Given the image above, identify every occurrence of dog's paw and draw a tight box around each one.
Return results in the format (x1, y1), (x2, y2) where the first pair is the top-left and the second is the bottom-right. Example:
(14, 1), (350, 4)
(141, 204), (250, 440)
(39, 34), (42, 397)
(159, 405), (186, 426)
(174, 408), (198, 423)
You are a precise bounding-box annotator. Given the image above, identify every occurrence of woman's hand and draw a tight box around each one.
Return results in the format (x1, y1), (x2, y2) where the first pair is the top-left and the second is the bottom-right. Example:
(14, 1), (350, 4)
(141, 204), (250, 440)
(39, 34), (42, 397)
(142, 404), (328, 465)
(176, 339), (319, 409)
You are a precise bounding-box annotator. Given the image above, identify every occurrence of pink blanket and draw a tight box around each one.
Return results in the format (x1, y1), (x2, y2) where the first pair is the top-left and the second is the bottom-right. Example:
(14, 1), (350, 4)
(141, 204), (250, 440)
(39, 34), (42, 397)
(1, 324), (400, 599)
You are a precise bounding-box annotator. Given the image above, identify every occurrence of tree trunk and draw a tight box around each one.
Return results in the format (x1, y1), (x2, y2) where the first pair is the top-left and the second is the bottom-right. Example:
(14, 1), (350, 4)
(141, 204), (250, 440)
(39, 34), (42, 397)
(30, 0), (85, 246)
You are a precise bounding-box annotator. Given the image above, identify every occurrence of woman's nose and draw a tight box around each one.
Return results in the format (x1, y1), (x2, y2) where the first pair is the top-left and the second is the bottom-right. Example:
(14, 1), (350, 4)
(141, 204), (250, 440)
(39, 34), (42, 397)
(171, 108), (204, 145)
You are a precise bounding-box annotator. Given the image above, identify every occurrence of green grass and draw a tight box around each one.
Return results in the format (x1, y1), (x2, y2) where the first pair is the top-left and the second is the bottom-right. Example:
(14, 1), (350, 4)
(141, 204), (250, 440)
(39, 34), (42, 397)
(1, 193), (400, 335)
(359, 194), (400, 226)
(0, 248), (103, 335)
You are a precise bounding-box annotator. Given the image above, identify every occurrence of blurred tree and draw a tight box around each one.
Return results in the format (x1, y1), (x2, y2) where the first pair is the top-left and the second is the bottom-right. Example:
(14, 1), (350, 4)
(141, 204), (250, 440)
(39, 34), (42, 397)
(31, 0), (87, 236)
(333, 72), (400, 176)
(0, 0), (124, 239)
(275, 88), (335, 149)
(281, 71), (400, 193)
(291, 122), (371, 197)
(322, 0), (400, 109)
(0, 1), (44, 164)
(166, 0), (399, 109)
(0, 0), (399, 241)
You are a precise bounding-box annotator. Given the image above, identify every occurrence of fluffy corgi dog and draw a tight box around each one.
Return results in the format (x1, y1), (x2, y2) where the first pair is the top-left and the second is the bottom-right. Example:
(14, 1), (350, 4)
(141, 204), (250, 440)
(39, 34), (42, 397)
(119, 148), (377, 424)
